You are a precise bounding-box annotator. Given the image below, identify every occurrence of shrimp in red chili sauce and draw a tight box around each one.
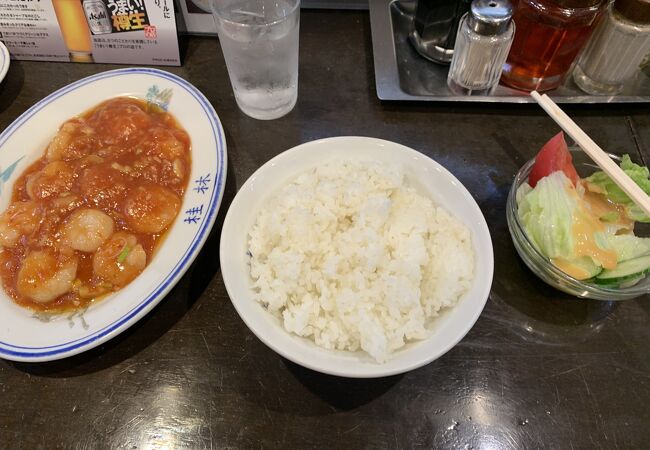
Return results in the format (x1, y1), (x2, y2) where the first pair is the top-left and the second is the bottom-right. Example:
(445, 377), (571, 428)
(0, 97), (191, 312)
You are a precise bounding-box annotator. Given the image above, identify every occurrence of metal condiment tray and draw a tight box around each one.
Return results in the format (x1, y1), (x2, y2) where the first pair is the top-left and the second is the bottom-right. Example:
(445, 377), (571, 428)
(369, 0), (650, 103)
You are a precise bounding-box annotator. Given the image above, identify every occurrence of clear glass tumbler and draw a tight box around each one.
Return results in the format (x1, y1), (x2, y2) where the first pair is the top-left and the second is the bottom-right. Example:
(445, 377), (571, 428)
(212, 0), (300, 120)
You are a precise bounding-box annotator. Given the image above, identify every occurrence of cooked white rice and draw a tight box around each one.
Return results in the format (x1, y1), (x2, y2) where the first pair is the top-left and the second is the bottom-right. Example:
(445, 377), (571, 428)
(247, 161), (475, 362)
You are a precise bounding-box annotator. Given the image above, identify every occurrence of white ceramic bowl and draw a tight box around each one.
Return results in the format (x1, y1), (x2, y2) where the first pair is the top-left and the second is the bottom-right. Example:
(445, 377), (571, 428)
(0, 68), (227, 362)
(220, 137), (493, 378)
(0, 41), (9, 84)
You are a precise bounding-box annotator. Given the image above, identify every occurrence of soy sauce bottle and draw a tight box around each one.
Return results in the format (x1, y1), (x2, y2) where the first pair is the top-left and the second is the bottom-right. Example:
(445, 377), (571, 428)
(500, 0), (606, 92)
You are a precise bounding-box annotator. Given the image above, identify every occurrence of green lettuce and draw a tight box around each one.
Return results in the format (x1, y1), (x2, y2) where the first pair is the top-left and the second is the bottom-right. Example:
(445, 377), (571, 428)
(517, 171), (611, 268)
(517, 172), (578, 261)
(585, 155), (650, 222)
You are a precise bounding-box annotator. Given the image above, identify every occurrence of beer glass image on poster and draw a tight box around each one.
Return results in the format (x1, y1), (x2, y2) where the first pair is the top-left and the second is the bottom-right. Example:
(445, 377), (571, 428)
(53, 0), (94, 62)
(53, 1), (113, 63)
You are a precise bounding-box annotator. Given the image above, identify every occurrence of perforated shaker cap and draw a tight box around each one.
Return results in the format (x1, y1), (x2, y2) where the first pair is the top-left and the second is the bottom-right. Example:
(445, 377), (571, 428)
(468, 0), (514, 36)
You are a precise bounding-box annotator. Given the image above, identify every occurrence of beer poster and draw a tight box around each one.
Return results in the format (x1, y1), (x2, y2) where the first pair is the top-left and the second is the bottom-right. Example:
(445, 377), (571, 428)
(0, 0), (180, 65)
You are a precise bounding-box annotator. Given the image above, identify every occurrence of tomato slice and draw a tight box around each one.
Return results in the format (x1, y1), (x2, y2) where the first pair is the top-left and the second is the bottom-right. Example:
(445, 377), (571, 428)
(528, 131), (579, 188)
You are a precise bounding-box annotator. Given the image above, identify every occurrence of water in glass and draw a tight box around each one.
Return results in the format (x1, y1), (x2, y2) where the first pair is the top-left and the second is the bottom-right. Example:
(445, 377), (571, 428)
(215, 0), (300, 120)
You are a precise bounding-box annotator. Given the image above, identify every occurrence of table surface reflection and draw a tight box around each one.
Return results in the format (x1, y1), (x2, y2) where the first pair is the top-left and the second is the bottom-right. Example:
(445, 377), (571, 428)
(0, 10), (649, 449)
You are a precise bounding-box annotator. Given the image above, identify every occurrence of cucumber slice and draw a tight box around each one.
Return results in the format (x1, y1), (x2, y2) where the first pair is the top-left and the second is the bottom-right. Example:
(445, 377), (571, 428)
(618, 275), (645, 288)
(607, 234), (650, 263)
(555, 256), (602, 280)
(593, 254), (650, 285)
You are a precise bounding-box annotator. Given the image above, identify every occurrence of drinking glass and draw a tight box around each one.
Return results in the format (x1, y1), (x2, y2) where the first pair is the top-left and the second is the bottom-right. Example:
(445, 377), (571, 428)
(212, 0), (300, 120)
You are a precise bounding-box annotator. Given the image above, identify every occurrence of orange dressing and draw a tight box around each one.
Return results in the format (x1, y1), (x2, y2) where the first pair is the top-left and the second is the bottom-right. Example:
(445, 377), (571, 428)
(571, 208), (617, 270)
(552, 257), (595, 280)
(581, 184), (633, 230)
(550, 180), (619, 278)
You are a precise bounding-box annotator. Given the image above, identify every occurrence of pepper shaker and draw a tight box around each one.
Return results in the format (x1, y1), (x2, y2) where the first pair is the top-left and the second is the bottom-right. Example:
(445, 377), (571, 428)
(573, 0), (650, 95)
(447, 0), (515, 95)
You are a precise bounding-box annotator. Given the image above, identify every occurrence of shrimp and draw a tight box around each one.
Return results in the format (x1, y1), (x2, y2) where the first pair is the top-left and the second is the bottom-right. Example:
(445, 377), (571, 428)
(93, 232), (146, 287)
(46, 119), (96, 162)
(0, 201), (43, 247)
(123, 184), (180, 234)
(76, 154), (104, 170)
(60, 208), (114, 252)
(80, 163), (129, 211)
(172, 159), (185, 180)
(51, 193), (83, 215)
(144, 126), (188, 161)
(17, 249), (78, 303)
(86, 99), (152, 145)
(25, 160), (75, 200)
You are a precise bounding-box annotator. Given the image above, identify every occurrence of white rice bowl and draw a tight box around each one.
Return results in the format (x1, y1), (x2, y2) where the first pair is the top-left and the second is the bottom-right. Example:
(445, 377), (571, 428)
(220, 137), (493, 378)
(247, 161), (475, 363)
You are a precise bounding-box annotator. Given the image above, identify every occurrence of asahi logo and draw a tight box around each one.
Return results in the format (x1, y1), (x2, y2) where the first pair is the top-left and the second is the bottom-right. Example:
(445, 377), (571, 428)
(83, 0), (113, 35)
(88, 11), (108, 21)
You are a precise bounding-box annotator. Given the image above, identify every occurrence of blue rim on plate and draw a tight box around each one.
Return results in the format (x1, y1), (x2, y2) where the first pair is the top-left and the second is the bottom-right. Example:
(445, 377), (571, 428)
(0, 41), (9, 84)
(0, 68), (227, 360)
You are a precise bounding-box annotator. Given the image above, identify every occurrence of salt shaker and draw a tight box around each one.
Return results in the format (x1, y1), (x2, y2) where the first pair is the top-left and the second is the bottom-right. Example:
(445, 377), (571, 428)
(447, 0), (515, 95)
(573, 0), (650, 95)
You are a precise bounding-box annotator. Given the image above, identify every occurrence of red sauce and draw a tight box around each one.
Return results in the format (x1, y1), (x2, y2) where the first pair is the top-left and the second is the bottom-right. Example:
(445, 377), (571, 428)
(0, 97), (191, 313)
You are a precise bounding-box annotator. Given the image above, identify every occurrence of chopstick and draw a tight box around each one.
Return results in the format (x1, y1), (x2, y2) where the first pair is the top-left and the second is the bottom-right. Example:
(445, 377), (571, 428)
(531, 91), (650, 217)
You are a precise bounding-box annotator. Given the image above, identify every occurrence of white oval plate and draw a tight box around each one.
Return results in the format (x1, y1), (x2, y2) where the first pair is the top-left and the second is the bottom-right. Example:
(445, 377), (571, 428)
(0, 68), (227, 362)
(220, 137), (493, 378)
(0, 41), (9, 84)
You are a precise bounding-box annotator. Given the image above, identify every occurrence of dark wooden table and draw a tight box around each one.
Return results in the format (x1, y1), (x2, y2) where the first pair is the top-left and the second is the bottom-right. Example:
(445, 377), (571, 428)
(1, 9), (649, 449)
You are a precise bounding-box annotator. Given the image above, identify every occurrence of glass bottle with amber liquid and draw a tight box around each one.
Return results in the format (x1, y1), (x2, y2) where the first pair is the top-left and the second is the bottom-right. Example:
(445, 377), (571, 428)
(500, 0), (606, 92)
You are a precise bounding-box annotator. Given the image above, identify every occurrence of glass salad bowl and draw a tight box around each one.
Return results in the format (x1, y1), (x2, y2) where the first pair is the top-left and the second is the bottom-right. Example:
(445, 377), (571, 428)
(507, 150), (650, 301)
